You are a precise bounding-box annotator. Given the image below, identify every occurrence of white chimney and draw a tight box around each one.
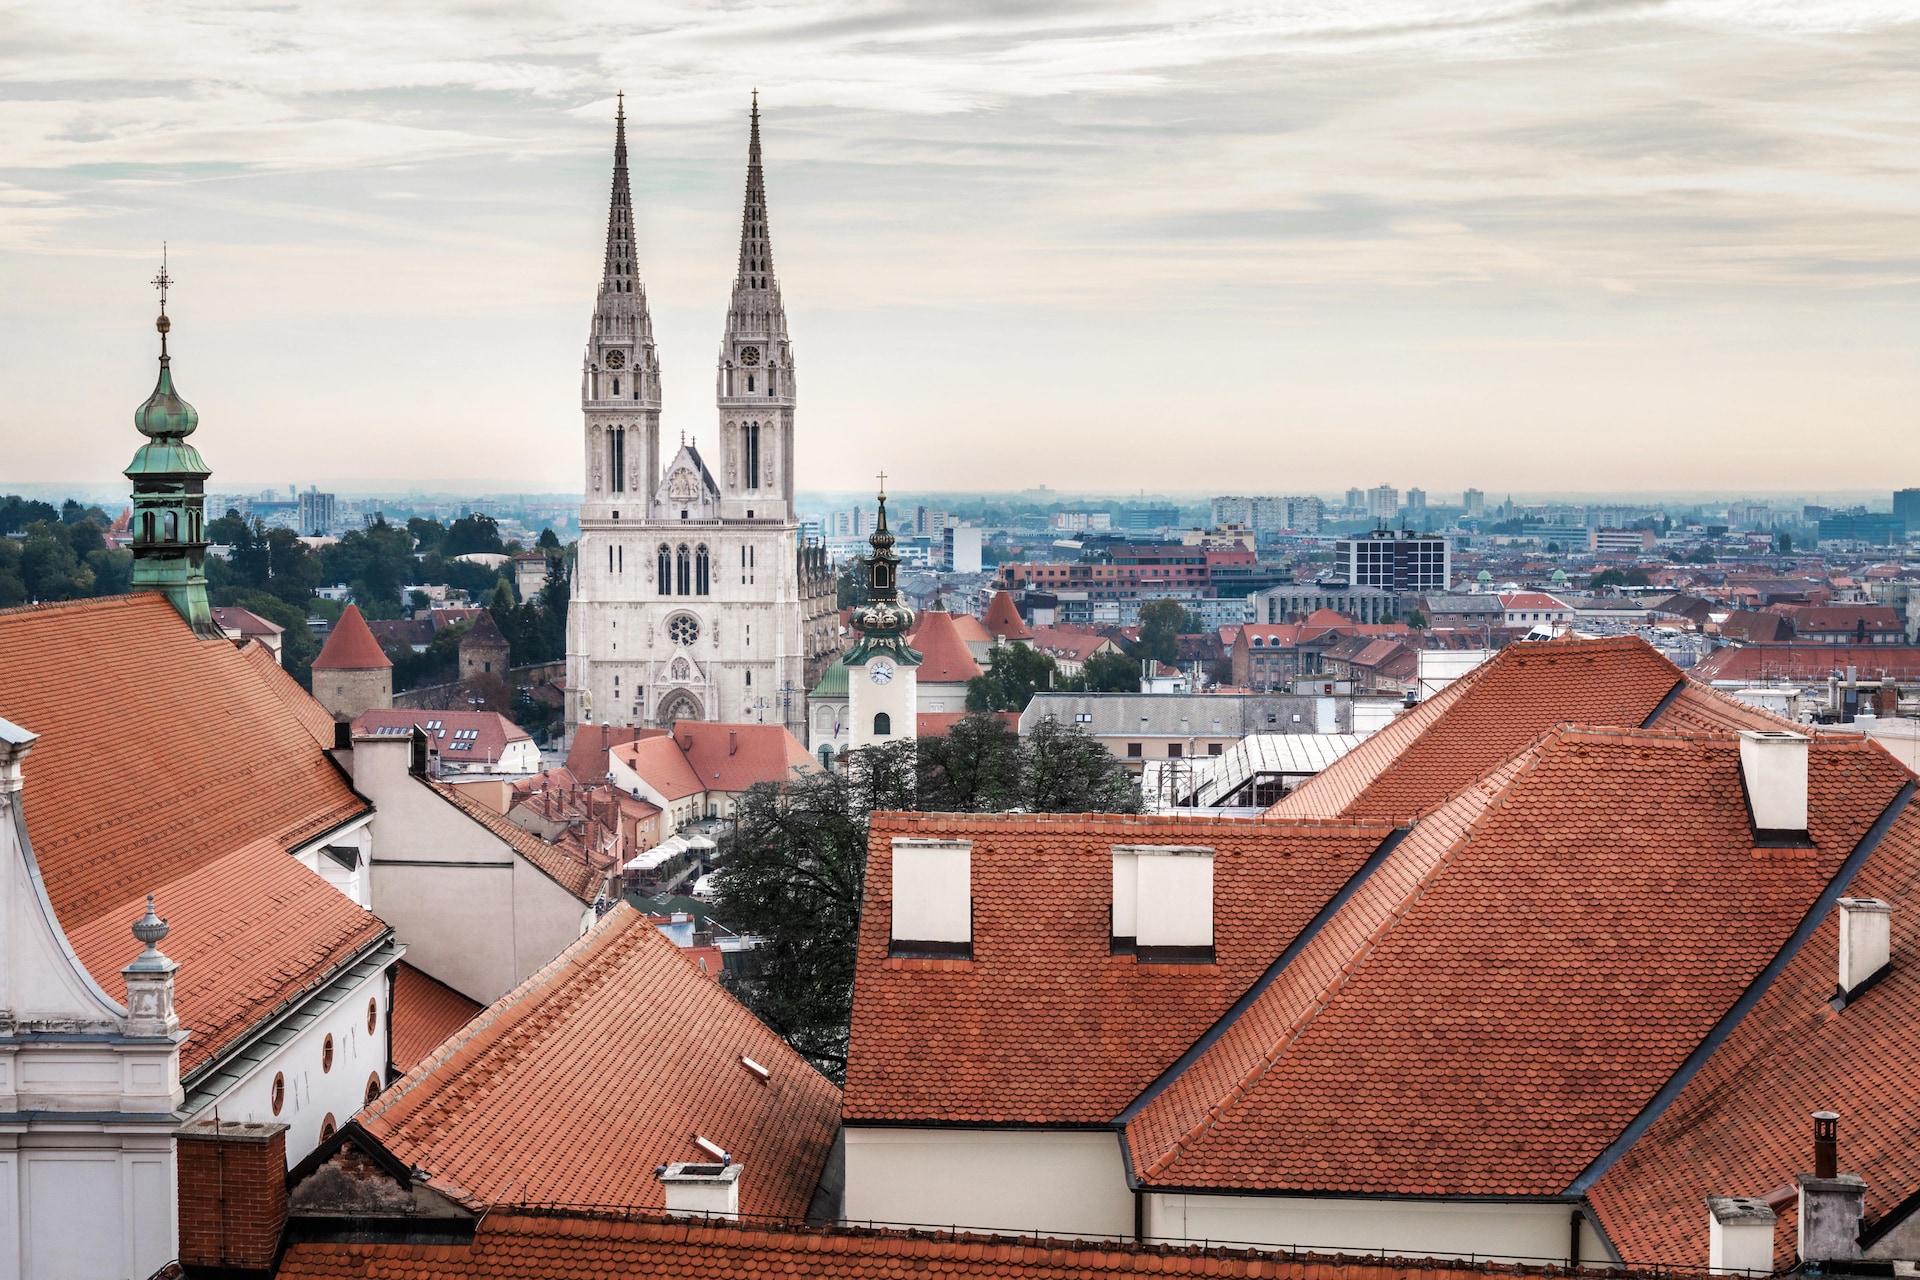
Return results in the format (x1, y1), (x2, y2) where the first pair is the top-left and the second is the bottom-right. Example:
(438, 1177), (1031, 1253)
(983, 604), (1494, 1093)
(1115, 845), (1215, 961)
(658, 1161), (742, 1220)
(890, 838), (972, 956)
(1706, 1196), (1777, 1275)
(1836, 897), (1892, 997)
(1739, 730), (1809, 836)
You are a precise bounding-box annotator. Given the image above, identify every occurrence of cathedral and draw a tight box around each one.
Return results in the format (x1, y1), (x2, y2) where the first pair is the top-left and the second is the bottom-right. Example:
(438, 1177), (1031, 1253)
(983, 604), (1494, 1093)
(565, 96), (839, 742)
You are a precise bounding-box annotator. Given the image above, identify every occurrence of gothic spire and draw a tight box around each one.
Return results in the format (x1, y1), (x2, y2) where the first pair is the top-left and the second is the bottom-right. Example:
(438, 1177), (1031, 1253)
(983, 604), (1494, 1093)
(730, 90), (781, 318)
(602, 91), (640, 296)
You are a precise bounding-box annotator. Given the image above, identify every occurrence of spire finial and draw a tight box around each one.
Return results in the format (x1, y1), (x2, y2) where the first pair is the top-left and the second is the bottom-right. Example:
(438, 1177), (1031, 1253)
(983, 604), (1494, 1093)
(151, 244), (173, 357)
(877, 470), (887, 501)
(617, 89), (625, 120)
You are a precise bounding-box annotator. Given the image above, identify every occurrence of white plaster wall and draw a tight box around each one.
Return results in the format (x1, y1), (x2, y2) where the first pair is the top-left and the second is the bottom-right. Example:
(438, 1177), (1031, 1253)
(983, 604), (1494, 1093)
(293, 814), (372, 909)
(842, 1128), (1133, 1240)
(186, 962), (391, 1167)
(1146, 1193), (1612, 1266)
(0, 1132), (176, 1280)
(850, 657), (917, 748)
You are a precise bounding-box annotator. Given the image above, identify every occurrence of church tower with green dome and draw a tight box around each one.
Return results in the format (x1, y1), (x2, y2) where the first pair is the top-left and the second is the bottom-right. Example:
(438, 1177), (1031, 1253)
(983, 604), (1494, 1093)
(846, 479), (922, 749)
(125, 252), (218, 638)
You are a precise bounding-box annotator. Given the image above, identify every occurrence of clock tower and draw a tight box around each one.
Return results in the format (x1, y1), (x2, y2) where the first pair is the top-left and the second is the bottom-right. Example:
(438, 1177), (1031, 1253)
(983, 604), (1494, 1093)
(846, 481), (921, 749)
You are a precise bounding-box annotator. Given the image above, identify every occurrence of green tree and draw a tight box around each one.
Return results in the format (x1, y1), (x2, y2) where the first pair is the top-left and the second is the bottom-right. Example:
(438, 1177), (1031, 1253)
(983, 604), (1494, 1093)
(1407, 607), (1428, 629)
(1132, 599), (1200, 666)
(1685, 545), (1717, 564)
(1078, 650), (1140, 693)
(320, 519), (415, 618)
(0, 496), (60, 536)
(442, 513), (504, 558)
(406, 517), (446, 557)
(0, 538), (24, 607)
(1774, 531), (1793, 554)
(836, 563), (867, 609)
(715, 717), (1139, 1079)
(1589, 568), (1627, 590)
(16, 521), (94, 601)
(537, 528), (561, 550)
(965, 642), (1058, 712)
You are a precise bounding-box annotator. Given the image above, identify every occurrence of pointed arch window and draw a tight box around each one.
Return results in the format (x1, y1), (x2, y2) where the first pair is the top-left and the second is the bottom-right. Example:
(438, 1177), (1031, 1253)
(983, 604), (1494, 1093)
(163, 510), (178, 541)
(658, 544), (672, 596)
(139, 511), (154, 543)
(696, 544), (710, 595)
(676, 544), (691, 595)
(746, 374), (754, 393)
(746, 422), (760, 490)
(610, 427), (627, 494)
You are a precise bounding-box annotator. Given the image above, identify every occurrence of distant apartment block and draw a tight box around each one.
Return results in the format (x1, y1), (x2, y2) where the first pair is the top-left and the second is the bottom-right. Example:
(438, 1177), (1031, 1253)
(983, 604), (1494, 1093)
(941, 524), (983, 574)
(1405, 488), (1427, 513)
(1120, 505), (1180, 532)
(1463, 488), (1486, 518)
(1344, 487), (1365, 512)
(298, 488), (336, 536)
(1282, 496), (1324, 533)
(1365, 484), (1399, 522)
(1590, 528), (1657, 553)
(1894, 488), (1920, 529)
(1819, 509), (1906, 546)
(1256, 582), (1399, 625)
(1335, 527), (1450, 594)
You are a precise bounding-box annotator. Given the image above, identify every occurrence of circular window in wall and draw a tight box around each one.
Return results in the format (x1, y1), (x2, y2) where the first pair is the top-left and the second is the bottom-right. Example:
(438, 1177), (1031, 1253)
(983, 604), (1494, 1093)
(322, 1034), (334, 1073)
(271, 1072), (285, 1115)
(667, 614), (700, 647)
(319, 1114), (337, 1143)
(367, 998), (378, 1034)
(365, 1073), (382, 1106)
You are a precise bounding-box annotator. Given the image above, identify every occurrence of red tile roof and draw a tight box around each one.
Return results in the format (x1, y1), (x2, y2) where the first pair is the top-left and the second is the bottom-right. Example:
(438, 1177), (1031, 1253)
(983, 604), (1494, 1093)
(1693, 644), (1920, 683)
(1302, 608), (1354, 627)
(905, 609), (983, 682)
(434, 783), (606, 904)
(238, 638), (337, 749)
(615, 734), (706, 801)
(1775, 604), (1903, 636)
(616, 723), (817, 801)
(1589, 796), (1920, 1271)
(916, 711), (1019, 738)
(1268, 637), (1690, 822)
(276, 1208), (1623, 1279)
(389, 961), (484, 1073)
(0, 594), (384, 1074)
(563, 724), (665, 782)
(1127, 727), (1910, 1195)
(1498, 592), (1571, 611)
(984, 590), (1031, 641)
(210, 605), (283, 638)
(363, 905), (841, 1221)
(844, 812), (1395, 1125)
(354, 709), (530, 766)
(313, 603), (391, 670)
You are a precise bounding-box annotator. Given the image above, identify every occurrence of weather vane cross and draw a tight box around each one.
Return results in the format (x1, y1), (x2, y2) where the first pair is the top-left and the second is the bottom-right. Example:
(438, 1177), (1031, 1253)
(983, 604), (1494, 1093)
(877, 470), (887, 497)
(151, 243), (171, 315)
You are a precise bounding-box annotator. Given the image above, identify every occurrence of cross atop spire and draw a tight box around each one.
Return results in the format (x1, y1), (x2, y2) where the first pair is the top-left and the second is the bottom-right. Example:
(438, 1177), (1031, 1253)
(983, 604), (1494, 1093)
(877, 470), (887, 500)
(151, 244), (173, 357)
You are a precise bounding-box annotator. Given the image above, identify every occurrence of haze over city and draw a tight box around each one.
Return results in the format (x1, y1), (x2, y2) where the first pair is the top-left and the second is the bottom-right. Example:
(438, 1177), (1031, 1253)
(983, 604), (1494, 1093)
(5, 0), (1918, 493)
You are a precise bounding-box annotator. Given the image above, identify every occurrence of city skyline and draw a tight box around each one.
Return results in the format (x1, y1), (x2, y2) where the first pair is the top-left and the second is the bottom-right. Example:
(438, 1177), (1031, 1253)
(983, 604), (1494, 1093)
(4, 1), (1918, 493)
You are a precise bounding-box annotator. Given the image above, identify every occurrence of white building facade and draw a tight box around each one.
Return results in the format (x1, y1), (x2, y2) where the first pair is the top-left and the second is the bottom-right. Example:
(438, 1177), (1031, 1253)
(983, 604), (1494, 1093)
(567, 97), (829, 741)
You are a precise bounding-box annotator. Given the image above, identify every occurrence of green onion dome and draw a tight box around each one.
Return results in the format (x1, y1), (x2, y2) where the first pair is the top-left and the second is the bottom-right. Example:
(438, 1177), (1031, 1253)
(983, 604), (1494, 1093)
(134, 313), (198, 440)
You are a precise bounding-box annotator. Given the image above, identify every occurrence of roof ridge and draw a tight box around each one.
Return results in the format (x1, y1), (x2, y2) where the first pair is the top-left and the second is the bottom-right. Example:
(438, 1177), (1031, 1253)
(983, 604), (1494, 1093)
(0, 590), (163, 619)
(1140, 739), (1557, 1182)
(364, 906), (642, 1144)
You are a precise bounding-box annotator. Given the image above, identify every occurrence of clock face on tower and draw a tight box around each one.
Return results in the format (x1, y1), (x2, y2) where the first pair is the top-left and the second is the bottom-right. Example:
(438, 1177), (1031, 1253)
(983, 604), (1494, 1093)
(868, 659), (895, 685)
(605, 350), (626, 369)
(740, 346), (760, 366)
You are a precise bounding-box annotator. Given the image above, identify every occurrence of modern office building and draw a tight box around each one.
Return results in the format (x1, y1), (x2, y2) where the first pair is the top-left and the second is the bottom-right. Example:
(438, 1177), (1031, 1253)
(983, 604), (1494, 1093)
(1334, 527), (1451, 593)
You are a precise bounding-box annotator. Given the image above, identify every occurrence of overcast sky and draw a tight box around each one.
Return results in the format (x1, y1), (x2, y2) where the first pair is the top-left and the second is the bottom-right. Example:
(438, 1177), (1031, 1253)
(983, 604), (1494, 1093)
(2, 0), (1917, 498)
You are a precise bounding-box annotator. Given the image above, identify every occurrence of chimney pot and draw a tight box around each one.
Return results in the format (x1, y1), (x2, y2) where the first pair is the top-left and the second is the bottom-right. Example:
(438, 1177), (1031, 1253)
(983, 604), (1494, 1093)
(1738, 730), (1809, 838)
(1836, 898), (1892, 1000)
(1798, 1111), (1866, 1265)
(1814, 1110), (1838, 1179)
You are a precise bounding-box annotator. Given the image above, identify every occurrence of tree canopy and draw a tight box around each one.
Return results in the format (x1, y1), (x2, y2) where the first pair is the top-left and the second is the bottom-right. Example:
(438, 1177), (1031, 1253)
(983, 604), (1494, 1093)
(965, 642), (1059, 712)
(1131, 599), (1202, 666)
(714, 714), (1139, 1078)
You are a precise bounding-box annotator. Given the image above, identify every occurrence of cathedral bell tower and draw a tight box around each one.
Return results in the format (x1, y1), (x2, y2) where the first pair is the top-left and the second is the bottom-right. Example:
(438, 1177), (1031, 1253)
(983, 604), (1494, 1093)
(126, 250), (218, 638)
(581, 92), (662, 522)
(715, 91), (796, 522)
(846, 478), (920, 748)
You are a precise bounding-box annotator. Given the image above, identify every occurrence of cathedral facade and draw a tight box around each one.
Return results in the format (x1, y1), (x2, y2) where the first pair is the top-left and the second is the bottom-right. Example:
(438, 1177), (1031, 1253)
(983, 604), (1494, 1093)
(566, 97), (838, 743)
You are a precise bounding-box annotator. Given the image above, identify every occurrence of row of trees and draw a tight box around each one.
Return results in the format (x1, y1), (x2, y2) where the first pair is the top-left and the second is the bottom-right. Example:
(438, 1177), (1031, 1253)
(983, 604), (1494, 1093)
(714, 714), (1141, 1079)
(0, 507), (131, 608)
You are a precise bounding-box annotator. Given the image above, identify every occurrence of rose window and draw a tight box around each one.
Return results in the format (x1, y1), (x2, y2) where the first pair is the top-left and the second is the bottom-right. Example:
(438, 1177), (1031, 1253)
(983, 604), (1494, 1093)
(668, 615), (699, 646)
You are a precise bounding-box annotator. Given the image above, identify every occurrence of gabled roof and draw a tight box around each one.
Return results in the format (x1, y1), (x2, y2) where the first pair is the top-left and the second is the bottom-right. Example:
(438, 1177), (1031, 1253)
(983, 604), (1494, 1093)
(1693, 644), (1920, 683)
(0, 593), (384, 1075)
(1589, 793), (1920, 1271)
(1498, 592), (1571, 610)
(313, 603), (392, 670)
(983, 590), (1031, 640)
(614, 734), (706, 801)
(1775, 604), (1903, 633)
(908, 610), (984, 683)
(844, 812), (1395, 1125)
(562, 723), (664, 782)
(363, 905), (841, 1221)
(672, 721), (817, 792)
(355, 709), (530, 766)
(1127, 727), (1911, 1195)
(1267, 636), (1693, 822)
(238, 638), (337, 749)
(389, 961), (484, 1073)
(210, 604), (283, 638)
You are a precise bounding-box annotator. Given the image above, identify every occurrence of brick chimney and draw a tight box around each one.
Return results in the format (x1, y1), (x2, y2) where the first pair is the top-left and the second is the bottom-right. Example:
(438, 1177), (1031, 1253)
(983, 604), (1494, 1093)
(176, 1120), (290, 1274)
(1798, 1111), (1866, 1265)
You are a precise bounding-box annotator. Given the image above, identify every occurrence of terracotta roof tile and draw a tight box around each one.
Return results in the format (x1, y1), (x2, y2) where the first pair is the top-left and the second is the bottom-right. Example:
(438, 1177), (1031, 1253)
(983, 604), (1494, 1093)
(1588, 794), (1920, 1272)
(389, 961), (485, 1073)
(563, 724), (665, 782)
(1693, 644), (1920, 683)
(313, 603), (391, 670)
(363, 906), (842, 1221)
(278, 1208), (1649, 1278)
(1130, 728), (1909, 1196)
(0, 593), (381, 1074)
(844, 811), (1395, 1124)
(434, 783), (605, 904)
(238, 638), (338, 749)
(984, 591), (1031, 641)
(909, 610), (985, 682)
(614, 734), (707, 800)
(355, 709), (530, 767)
(672, 721), (818, 793)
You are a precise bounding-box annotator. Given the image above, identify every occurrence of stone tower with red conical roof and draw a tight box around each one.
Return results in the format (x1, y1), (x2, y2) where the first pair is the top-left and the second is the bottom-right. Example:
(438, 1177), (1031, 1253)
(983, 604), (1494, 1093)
(312, 604), (392, 721)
